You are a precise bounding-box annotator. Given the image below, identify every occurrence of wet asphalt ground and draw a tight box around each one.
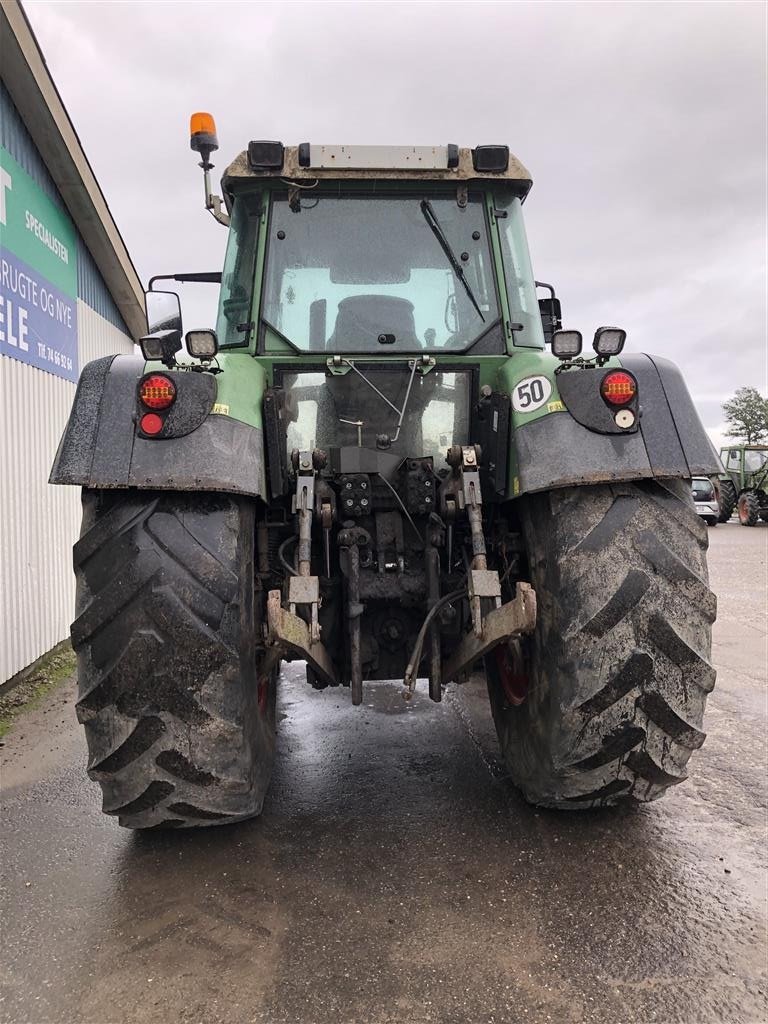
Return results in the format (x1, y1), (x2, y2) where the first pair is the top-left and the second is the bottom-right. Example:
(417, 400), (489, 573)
(1, 521), (766, 1024)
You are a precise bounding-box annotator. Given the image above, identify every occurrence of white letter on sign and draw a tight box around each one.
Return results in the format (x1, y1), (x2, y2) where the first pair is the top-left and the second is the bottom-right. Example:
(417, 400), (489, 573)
(0, 168), (12, 226)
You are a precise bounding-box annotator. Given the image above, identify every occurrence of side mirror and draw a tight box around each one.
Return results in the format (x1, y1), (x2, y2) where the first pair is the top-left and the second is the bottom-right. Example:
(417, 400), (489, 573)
(535, 283), (562, 346)
(538, 297), (562, 345)
(142, 290), (183, 366)
(145, 290), (182, 335)
(185, 329), (219, 361)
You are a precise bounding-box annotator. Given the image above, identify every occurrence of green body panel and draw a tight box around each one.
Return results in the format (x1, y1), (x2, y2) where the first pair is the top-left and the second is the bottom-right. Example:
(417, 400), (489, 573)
(212, 352), (266, 430)
(497, 350), (564, 496)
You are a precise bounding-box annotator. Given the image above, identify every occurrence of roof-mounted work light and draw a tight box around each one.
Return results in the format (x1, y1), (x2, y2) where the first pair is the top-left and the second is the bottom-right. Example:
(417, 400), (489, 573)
(551, 329), (583, 360)
(247, 140), (285, 171)
(472, 145), (510, 173)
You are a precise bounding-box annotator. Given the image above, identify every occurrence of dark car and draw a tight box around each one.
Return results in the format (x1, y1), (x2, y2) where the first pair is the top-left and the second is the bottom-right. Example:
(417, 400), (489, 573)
(691, 476), (719, 526)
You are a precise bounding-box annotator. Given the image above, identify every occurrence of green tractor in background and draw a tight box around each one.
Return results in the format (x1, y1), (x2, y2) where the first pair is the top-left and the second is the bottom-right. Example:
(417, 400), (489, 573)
(50, 116), (721, 829)
(717, 445), (768, 525)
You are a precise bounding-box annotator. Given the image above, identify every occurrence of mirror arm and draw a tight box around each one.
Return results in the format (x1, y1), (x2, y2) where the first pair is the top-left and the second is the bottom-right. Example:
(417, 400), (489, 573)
(148, 272), (222, 289)
(534, 280), (556, 300)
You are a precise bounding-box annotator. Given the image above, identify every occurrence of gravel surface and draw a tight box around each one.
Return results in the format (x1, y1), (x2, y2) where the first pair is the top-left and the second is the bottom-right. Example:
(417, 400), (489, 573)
(1, 521), (766, 1024)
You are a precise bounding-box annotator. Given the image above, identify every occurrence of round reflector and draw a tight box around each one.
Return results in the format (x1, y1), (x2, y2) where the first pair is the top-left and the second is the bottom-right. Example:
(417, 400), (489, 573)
(601, 370), (636, 406)
(139, 374), (176, 410)
(140, 412), (164, 436)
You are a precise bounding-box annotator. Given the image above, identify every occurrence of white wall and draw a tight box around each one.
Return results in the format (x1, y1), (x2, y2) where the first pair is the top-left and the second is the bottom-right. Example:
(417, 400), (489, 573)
(0, 300), (133, 682)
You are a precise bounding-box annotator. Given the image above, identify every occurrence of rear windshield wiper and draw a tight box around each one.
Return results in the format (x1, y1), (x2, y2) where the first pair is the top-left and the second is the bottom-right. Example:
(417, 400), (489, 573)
(420, 199), (485, 323)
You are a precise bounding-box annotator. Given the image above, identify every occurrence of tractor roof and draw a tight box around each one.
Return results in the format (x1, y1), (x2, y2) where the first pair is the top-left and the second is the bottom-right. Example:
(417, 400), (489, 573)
(222, 144), (532, 197)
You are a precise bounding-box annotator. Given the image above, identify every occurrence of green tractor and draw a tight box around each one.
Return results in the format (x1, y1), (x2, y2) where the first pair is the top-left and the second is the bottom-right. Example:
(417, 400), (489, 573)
(50, 118), (720, 828)
(717, 445), (768, 525)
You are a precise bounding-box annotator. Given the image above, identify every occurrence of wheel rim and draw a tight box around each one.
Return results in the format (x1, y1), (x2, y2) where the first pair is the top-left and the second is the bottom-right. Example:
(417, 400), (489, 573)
(738, 496), (751, 524)
(495, 639), (529, 706)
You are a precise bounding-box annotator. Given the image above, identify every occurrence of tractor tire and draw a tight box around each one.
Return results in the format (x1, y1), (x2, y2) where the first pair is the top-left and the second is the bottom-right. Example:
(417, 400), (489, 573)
(487, 479), (716, 809)
(738, 491), (760, 526)
(71, 490), (276, 829)
(717, 479), (736, 522)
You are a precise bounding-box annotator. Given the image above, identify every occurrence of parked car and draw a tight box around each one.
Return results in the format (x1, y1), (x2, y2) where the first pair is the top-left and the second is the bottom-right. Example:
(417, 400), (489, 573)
(691, 476), (720, 526)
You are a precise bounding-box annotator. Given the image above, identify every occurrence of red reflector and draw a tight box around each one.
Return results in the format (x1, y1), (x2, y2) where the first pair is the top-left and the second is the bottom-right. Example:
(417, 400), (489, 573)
(140, 412), (164, 435)
(139, 374), (176, 410)
(601, 370), (636, 406)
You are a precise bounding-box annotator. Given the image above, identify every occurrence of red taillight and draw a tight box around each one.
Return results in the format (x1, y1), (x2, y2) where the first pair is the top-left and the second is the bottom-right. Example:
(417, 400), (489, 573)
(139, 374), (176, 410)
(140, 412), (164, 435)
(601, 370), (636, 406)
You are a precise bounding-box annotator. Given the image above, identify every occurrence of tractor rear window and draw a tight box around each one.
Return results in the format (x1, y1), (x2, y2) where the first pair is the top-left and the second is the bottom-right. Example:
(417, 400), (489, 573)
(262, 194), (500, 353)
(280, 367), (471, 461)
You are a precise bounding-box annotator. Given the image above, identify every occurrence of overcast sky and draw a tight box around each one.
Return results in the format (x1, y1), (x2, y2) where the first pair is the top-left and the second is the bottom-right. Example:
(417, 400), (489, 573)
(25, 0), (767, 443)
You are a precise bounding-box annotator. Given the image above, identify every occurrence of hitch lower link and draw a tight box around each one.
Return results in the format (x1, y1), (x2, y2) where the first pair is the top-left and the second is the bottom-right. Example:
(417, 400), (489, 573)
(266, 450), (339, 689)
(404, 445), (537, 697)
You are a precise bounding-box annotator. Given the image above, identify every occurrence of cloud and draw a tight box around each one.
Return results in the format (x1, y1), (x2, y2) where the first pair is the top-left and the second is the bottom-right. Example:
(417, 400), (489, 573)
(25, 0), (767, 428)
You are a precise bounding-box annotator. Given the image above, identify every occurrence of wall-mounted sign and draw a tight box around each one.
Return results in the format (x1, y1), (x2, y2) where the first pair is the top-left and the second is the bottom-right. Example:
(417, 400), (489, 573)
(0, 146), (78, 383)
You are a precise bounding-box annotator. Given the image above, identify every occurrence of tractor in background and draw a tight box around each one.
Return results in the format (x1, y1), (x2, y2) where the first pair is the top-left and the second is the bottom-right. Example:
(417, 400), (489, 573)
(718, 445), (768, 525)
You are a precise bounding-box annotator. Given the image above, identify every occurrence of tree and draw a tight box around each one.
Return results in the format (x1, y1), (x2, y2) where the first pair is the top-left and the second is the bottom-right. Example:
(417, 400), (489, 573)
(722, 387), (768, 444)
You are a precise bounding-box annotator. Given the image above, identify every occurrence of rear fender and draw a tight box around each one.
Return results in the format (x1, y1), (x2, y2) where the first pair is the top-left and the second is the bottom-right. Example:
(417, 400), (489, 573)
(49, 354), (266, 497)
(498, 352), (720, 496)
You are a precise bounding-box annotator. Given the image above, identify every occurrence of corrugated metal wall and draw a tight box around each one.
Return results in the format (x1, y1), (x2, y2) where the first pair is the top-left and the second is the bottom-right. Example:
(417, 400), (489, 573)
(78, 242), (132, 333)
(0, 354), (81, 680)
(0, 303), (133, 682)
(1, 84), (136, 682)
(77, 297), (133, 367)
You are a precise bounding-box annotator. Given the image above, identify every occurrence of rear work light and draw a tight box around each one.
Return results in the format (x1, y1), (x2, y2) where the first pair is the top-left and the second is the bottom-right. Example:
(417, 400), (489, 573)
(139, 374), (176, 410)
(601, 370), (637, 406)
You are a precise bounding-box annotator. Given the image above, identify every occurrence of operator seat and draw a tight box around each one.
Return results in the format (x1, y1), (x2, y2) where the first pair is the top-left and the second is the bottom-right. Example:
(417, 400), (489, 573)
(326, 295), (420, 351)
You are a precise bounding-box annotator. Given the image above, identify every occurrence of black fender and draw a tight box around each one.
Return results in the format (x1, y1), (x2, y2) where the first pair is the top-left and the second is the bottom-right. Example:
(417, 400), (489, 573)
(49, 354), (266, 497)
(514, 353), (721, 495)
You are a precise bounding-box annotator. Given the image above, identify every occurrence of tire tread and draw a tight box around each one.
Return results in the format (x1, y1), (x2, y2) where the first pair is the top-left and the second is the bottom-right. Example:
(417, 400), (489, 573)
(72, 491), (275, 829)
(488, 480), (715, 808)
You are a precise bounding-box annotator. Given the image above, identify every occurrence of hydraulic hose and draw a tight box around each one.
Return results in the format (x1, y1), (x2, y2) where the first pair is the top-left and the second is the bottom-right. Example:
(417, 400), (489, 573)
(278, 535), (299, 577)
(403, 583), (466, 699)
